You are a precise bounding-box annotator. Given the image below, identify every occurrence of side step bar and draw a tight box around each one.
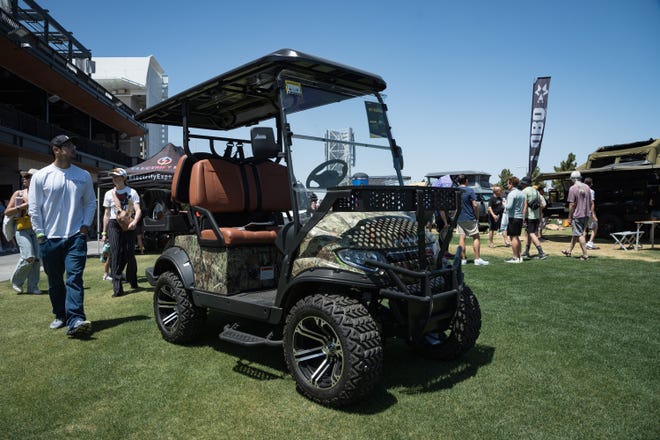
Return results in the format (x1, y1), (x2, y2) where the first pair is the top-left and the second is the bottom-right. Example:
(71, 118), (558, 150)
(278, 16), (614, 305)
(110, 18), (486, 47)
(218, 324), (282, 347)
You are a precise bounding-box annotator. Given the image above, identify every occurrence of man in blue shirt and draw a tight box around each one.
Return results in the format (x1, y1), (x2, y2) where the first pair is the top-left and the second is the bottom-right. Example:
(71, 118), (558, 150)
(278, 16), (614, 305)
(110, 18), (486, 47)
(456, 174), (489, 266)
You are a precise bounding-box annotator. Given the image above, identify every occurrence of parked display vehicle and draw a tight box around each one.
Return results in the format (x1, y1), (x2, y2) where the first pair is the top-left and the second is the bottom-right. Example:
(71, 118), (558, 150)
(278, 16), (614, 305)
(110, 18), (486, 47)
(136, 49), (481, 406)
(539, 138), (660, 236)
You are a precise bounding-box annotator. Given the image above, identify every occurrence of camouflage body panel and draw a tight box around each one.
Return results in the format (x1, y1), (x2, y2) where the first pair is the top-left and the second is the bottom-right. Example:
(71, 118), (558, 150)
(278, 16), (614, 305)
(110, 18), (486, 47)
(292, 211), (435, 278)
(175, 235), (281, 295)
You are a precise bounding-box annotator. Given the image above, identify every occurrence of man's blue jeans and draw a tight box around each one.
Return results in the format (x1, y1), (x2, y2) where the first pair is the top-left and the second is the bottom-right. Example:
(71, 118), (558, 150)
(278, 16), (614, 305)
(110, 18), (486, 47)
(39, 234), (87, 328)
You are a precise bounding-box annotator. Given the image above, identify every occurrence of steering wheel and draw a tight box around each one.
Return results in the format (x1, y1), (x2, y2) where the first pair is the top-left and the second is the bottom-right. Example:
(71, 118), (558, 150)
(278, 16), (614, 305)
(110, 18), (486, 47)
(305, 159), (349, 189)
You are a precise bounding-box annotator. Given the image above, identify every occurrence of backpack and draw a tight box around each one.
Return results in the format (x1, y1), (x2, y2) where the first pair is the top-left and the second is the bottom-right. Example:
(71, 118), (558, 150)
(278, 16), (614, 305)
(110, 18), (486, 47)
(528, 194), (541, 210)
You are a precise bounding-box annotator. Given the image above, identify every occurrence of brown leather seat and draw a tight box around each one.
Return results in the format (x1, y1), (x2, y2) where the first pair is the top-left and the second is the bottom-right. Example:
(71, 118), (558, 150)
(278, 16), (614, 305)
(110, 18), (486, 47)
(171, 155), (191, 203)
(200, 227), (279, 246)
(188, 157), (291, 246)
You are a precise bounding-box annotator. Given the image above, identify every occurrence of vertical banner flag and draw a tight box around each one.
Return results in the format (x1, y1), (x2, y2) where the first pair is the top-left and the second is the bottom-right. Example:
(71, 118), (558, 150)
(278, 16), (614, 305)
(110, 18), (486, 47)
(528, 77), (551, 177)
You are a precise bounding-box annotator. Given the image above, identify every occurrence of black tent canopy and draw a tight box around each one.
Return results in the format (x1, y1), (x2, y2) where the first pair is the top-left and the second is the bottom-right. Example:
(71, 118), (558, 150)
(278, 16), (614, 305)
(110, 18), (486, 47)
(98, 143), (184, 189)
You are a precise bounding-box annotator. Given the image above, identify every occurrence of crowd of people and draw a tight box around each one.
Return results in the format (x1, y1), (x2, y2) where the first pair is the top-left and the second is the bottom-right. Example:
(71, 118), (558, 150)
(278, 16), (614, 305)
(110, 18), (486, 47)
(1, 135), (143, 339)
(436, 171), (598, 265)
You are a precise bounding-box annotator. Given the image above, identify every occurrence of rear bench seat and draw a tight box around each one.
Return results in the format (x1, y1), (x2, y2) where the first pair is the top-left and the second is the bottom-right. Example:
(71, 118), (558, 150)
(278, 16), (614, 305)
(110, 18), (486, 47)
(188, 156), (291, 246)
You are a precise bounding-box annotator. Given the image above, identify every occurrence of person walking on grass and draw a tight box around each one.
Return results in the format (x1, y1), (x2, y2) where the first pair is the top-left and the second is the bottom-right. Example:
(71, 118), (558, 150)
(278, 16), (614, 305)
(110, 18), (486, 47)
(584, 177), (598, 249)
(28, 135), (96, 337)
(504, 176), (525, 263)
(456, 174), (489, 266)
(5, 169), (42, 294)
(562, 171), (592, 260)
(487, 185), (505, 248)
(520, 176), (547, 260)
(102, 168), (142, 297)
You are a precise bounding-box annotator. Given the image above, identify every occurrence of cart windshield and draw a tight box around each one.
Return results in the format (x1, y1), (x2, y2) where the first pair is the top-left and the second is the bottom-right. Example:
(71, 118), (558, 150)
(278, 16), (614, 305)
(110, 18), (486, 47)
(281, 79), (401, 224)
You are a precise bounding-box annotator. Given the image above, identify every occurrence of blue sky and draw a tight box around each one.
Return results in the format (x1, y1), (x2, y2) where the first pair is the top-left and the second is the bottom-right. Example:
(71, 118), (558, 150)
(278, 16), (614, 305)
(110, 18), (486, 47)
(39, 0), (660, 182)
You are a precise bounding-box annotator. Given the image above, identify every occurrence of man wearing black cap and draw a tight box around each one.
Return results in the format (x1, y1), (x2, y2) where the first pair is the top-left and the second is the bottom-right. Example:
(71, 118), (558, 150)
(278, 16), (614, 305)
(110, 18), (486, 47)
(521, 176), (547, 260)
(28, 135), (97, 337)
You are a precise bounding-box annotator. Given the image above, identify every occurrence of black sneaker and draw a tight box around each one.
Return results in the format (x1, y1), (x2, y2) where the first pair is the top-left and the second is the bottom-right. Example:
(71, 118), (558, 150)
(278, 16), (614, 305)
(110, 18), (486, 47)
(67, 320), (92, 337)
(538, 253), (548, 260)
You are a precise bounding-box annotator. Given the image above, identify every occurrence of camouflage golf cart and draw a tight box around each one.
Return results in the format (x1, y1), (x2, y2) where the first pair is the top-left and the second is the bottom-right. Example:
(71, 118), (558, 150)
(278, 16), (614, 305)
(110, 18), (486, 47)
(136, 49), (481, 406)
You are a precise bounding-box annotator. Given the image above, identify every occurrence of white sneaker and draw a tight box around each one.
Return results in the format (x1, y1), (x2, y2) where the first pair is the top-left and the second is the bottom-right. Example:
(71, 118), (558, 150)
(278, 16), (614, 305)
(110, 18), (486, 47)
(586, 242), (595, 249)
(67, 320), (92, 337)
(12, 284), (22, 293)
(505, 257), (522, 264)
(474, 258), (489, 266)
(461, 259), (467, 265)
(49, 318), (65, 330)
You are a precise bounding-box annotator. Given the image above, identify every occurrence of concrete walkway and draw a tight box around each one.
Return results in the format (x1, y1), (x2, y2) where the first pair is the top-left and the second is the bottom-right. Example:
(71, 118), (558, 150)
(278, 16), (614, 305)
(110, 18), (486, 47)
(0, 239), (102, 282)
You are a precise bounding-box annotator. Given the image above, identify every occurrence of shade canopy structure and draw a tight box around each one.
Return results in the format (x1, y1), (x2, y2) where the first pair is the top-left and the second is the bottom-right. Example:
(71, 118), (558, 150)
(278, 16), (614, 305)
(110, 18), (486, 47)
(135, 48), (387, 132)
(98, 142), (184, 189)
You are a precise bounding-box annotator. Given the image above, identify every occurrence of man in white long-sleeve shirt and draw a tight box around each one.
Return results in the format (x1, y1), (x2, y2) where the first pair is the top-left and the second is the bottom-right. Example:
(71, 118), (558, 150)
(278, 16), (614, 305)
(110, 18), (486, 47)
(28, 135), (97, 337)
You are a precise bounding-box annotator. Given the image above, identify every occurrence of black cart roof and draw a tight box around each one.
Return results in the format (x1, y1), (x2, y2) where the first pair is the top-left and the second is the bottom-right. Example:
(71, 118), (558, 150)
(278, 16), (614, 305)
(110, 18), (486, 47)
(135, 48), (387, 131)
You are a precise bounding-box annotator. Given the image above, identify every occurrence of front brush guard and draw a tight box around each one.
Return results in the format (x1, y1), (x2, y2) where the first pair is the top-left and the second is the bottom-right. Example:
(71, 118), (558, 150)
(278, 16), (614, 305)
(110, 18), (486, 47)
(365, 245), (465, 341)
(326, 186), (465, 339)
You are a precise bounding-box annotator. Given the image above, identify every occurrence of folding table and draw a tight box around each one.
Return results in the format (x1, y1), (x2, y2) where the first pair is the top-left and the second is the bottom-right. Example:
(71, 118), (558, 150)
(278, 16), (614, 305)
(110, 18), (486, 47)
(610, 231), (644, 251)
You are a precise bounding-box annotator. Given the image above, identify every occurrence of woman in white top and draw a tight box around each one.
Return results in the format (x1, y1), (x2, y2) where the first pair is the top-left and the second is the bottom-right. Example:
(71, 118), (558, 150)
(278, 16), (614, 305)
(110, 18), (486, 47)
(102, 168), (142, 297)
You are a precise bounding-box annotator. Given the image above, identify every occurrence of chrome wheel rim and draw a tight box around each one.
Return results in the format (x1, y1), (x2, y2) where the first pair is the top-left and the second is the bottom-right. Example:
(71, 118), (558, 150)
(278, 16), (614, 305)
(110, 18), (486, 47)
(156, 284), (178, 332)
(292, 316), (343, 390)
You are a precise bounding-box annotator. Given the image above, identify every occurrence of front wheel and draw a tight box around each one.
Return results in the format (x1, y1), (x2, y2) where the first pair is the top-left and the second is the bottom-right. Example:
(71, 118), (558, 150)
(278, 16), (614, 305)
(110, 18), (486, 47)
(154, 271), (206, 343)
(283, 293), (383, 407)
(415, 285), (481, 360)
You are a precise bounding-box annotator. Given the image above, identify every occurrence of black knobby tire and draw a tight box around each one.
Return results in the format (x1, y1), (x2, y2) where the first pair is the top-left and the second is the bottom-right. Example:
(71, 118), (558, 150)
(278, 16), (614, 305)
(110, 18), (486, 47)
(154, 271), (206, 344)
(283, 293), (383, 407)
(416, 285), (481, 360)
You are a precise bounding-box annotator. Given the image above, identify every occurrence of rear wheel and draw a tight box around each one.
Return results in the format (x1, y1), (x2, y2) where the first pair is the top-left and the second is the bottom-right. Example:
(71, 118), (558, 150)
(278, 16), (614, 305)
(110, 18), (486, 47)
(415, 285), (481, 360)
(154, 271), (206, 343)
(283, 293), (383, 407)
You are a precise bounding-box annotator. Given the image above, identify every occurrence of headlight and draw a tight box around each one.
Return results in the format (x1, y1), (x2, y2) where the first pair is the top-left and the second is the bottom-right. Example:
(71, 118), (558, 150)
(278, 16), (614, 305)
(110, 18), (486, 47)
(337, 249), (386, 272)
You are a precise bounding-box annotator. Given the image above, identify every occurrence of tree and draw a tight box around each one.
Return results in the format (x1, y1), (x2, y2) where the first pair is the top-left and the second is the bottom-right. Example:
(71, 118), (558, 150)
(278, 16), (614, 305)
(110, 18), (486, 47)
(497, 169), (513, 188)
(552, 153), (577, 198)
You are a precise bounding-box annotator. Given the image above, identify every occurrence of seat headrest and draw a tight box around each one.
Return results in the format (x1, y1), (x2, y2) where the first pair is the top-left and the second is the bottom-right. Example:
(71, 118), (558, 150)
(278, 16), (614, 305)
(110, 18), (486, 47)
(250, 127), (280, 160)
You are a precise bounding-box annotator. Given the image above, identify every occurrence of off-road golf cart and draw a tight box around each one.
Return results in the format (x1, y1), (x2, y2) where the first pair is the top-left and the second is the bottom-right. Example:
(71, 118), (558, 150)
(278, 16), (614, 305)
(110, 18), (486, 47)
(136, 49), (481, 406)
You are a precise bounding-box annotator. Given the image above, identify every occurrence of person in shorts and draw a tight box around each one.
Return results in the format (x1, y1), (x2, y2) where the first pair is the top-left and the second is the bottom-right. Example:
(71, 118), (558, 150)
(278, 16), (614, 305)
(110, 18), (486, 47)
(456, 174), (489, 266)
(504, 176), (525, 263)
(520, 177), (547, 259)
(584, 177), (598, 249)
(562, 171), (592, 260)
(487, 185), (505, 248)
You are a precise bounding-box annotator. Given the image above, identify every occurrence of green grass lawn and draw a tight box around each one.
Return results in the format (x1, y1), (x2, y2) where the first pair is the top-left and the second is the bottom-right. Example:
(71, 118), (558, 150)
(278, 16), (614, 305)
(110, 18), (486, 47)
(1, 244), (658, 439)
